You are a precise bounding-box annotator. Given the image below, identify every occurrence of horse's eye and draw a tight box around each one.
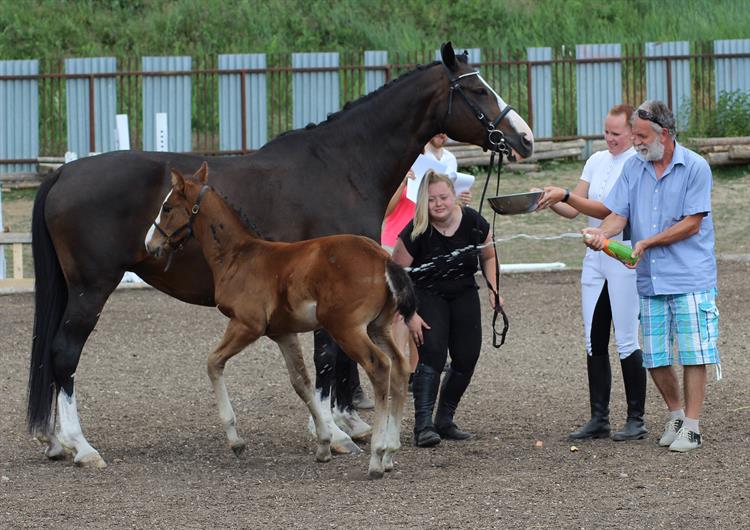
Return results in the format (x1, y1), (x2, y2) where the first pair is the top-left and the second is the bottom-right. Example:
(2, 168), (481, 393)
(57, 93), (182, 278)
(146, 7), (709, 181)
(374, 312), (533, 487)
(474, 88), (488, 96)
(162, 204), (172, 213)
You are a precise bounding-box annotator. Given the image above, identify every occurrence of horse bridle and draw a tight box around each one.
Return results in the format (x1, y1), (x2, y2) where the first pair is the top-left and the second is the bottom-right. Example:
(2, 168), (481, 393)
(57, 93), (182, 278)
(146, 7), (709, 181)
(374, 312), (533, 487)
(445, 67), (512, 347)
(151, 184), (210, 272)
(445, 69), (516, 160)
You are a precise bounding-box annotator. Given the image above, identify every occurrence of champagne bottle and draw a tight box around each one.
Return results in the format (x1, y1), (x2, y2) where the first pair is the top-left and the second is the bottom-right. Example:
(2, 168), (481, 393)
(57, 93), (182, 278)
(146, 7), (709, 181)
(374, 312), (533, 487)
(583, 234), (638, 266)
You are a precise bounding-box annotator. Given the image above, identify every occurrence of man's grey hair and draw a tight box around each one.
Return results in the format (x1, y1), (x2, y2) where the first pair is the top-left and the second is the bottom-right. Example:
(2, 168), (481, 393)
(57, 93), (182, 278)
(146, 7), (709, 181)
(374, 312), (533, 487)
(632, 100), (676, 138)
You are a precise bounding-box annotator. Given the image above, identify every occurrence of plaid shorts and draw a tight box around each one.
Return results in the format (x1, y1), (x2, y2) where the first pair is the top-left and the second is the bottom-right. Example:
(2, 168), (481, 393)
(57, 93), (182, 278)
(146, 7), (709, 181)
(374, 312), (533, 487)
(639, 289), (720, 368)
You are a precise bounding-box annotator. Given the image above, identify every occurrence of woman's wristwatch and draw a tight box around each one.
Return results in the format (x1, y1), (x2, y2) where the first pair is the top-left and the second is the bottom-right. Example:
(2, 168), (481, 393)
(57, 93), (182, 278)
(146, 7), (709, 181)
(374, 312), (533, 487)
(562, 188), (571, 203)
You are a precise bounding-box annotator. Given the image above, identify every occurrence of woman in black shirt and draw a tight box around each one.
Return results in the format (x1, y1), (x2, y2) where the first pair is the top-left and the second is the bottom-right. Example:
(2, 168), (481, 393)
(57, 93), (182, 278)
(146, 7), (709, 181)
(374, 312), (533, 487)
(393, 170), (500, 447)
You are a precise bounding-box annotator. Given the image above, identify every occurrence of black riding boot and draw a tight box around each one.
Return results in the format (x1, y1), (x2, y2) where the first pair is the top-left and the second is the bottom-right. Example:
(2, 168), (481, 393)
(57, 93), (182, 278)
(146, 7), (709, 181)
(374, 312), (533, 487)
(412, 364), (441, 447)
(569, 354), (612, 439)
(612, 349), (648, 441)
(434, 367), (473, 440)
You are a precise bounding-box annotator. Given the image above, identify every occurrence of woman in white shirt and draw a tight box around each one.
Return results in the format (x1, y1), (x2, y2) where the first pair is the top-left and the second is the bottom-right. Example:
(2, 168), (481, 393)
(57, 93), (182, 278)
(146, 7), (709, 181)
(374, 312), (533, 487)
(536, 104), (646, 442)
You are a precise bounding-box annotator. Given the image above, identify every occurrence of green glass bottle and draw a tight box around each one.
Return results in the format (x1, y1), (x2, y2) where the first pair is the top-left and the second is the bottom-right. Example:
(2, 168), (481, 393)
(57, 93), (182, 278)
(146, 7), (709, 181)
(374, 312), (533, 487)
(584, 234), (638, 266)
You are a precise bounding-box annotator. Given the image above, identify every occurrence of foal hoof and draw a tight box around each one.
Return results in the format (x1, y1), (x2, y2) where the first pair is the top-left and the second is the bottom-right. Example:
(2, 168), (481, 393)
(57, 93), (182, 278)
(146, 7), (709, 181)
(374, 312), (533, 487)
(231, 441), (246, 457)
(368, 467), (385, 480)
(75, 452), (107, 469)
(315, 446), (332, 463)
(330, 439), (363, 455)
(44, 444), (71, 461)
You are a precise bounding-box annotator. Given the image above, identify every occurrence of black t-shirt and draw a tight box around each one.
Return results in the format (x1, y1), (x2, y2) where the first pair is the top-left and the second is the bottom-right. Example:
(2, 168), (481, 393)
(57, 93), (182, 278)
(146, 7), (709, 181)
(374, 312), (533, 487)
(399, 207), (490, 297)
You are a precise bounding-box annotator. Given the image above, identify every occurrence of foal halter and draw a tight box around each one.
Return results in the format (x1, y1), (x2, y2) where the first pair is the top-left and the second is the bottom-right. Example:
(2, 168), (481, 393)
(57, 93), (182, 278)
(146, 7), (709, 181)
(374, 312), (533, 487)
(152, 184), (210, 272)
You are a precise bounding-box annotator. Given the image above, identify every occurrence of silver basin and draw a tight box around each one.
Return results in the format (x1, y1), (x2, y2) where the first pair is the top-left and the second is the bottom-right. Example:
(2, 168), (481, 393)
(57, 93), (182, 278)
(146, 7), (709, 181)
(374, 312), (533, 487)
(487, 191), (542, 215)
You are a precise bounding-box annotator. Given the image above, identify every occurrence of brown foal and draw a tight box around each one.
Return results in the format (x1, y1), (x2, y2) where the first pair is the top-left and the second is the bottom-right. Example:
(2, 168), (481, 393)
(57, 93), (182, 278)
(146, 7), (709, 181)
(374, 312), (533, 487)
(145, 162), (415, 478)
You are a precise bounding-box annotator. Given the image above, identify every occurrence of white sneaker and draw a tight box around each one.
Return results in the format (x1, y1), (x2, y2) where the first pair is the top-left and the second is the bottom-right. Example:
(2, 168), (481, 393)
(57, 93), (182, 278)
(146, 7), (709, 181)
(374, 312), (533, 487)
(669, 427), (703, 452)
(658, 418), (684, 447)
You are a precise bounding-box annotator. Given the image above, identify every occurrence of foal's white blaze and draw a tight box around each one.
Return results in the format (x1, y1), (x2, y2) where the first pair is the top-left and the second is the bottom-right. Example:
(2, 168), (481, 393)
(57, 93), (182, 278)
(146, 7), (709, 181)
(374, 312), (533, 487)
(144, 189), (173, 251)
(57, 389), (103, 465)
(477, 73), (535, 148)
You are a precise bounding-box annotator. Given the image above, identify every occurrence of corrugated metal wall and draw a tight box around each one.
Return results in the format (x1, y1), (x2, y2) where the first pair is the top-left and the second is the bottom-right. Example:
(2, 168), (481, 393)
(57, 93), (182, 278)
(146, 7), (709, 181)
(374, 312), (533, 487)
(142, 56), (192, 151)
(714, 39), (750, 100)
(64, 57), (117, 156)
(218, 54), (267, 151)
(0, 60), (39, 173)
(645, 41), (691, 128)
(292, 52), (339, 128)
(364, 51), (387, 95)
(528, 47), (552, 138)
(576, 44), (622, 137)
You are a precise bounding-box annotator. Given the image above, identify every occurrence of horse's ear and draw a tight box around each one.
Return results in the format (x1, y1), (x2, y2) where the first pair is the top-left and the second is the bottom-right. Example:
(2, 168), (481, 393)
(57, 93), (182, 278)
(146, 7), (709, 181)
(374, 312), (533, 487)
(457, 50), (469, 64)
(196, 161), (209, 184)
(441, 42), (458, 72)
(170, 168), (185, 193)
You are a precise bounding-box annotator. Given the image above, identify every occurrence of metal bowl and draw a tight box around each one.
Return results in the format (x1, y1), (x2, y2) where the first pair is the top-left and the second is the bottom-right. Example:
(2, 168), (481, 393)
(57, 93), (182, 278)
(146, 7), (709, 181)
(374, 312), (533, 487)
(487, 191), (543, 215)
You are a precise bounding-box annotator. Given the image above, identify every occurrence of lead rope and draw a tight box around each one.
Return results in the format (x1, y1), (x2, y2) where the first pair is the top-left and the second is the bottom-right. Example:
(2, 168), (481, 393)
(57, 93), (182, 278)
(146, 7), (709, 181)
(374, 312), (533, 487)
(478, 151), (509, 348)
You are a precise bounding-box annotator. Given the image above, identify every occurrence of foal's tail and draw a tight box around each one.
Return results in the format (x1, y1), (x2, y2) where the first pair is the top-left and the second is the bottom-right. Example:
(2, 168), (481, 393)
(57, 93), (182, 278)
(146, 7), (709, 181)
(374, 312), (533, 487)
(385, 260), (417, 322)
(27, 168), (67, 434)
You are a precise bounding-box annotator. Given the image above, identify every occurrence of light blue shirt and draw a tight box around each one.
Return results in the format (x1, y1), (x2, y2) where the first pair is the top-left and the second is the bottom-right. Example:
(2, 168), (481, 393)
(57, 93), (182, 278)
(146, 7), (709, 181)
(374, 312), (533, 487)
(604, 142), (717, 296)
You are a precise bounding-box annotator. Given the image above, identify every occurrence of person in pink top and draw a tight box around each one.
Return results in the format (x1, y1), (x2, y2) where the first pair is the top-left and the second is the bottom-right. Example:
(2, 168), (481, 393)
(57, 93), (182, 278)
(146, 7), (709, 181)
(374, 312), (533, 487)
(381, 134), (472, 381)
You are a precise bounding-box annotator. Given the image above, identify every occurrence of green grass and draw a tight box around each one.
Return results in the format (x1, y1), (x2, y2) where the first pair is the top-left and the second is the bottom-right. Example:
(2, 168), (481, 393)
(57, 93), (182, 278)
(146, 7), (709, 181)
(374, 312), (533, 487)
(1, 0), (748, 59)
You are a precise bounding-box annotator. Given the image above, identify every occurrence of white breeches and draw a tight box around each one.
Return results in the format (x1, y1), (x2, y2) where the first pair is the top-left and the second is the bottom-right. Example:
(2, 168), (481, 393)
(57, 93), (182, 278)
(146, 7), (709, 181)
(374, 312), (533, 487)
(580, 247), (640, 358)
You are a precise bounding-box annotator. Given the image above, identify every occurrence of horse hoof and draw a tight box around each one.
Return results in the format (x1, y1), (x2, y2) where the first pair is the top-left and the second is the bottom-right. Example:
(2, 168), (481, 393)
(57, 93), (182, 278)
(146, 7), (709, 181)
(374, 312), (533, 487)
(330, 439), (363, 455)
(45, 446), (71, 461)
(368, 467), (385, 479)
(383, 456), (395, 472)
(75, 452), (107, 469)
(349, 426), (372, 442)
(231, 441), (246, 457)
(315, 447), (332, 463)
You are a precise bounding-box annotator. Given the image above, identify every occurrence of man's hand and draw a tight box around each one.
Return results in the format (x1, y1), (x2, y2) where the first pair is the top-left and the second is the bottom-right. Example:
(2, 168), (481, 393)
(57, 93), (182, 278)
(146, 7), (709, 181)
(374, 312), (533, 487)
(459, 190), (472, 207)
(581, 227), (606, 250)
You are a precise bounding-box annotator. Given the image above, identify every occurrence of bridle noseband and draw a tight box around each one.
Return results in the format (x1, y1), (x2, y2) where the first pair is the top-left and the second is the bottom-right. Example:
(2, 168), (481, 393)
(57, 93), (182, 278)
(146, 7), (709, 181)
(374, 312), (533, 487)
(445, 69), (516, 161)
(152, 184), (210, 272)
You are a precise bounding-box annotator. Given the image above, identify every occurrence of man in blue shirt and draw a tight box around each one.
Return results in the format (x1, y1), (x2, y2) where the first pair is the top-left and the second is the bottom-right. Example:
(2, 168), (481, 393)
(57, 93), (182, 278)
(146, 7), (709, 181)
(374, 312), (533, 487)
(583, 100), (720, 453)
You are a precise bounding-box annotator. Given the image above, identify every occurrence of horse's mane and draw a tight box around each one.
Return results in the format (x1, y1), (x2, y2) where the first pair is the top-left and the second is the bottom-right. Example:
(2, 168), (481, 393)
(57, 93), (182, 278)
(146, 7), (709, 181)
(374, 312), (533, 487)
(272, 60), (442, 139)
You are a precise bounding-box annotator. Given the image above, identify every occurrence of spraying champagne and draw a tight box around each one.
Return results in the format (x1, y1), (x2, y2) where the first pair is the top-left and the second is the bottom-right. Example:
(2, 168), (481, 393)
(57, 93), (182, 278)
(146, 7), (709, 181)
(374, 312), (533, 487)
(583, 233), (638, 266)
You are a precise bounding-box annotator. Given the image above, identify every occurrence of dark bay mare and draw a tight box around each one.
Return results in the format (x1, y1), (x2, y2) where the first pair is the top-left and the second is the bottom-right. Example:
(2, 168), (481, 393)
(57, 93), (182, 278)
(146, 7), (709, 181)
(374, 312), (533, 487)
(146, 163), (416, 478)
(28, 42), (534, 468)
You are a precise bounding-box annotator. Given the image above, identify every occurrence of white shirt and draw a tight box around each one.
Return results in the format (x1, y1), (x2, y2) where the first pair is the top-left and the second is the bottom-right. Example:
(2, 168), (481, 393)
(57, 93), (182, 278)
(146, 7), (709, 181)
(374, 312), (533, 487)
(424, 148), (458, 174)
(580, 146), (635, 234)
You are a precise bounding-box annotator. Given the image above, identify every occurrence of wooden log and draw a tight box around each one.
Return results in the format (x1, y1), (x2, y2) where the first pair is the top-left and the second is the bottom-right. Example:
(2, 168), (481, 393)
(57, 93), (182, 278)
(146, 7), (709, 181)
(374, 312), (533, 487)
(0, 233), (32, 244)
(729, 145), (750, 160)
(526, 147), (583, 161)
(704, 151), (750, 166)
(687, 136), (750, 147)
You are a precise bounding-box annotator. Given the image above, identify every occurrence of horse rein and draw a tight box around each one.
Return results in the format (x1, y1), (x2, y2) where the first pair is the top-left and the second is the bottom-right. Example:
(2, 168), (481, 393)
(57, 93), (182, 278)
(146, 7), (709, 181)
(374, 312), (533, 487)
(445, 67), (511, 348)
(152, 184), (210, 272)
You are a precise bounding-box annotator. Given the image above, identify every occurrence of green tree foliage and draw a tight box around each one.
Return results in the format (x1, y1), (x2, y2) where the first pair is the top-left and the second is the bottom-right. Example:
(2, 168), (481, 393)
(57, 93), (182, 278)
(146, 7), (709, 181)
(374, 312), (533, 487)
(1, 0), (748, 59)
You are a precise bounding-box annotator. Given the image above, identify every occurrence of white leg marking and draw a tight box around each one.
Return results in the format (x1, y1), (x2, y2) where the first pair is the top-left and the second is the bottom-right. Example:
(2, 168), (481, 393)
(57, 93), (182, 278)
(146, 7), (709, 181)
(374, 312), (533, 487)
(209, 372), (245, 454)
(333, 407), (372, 441)
(57, 390), (106, 468)
(311, 390), (361, 455)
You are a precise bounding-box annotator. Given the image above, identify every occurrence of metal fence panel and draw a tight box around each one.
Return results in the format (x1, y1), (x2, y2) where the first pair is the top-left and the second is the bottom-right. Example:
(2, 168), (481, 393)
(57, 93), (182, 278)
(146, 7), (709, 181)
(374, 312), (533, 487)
(0, 60), (38, 173)
(576, 44), (622, 137)
(142, 56), (192, 151)
(528, 47), (552, 138)
(218, 54), (267, 151)
(364, 51), (387, 94)
(292, 52), (339, 128)
(645, 41), (691, 129)
(64, 57), (117, 156)
(714, 39), (750, 99)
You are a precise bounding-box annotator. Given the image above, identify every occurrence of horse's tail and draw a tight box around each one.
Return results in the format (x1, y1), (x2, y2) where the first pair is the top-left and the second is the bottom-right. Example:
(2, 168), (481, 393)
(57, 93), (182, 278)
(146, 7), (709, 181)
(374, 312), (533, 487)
(385, 259), (417, 322)
(27, 168), (67, 434)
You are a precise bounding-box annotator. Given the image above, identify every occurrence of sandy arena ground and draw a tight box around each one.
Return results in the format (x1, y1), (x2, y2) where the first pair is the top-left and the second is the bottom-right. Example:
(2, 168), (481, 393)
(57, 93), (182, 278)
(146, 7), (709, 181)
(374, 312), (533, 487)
(1, 261), (748, 529)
